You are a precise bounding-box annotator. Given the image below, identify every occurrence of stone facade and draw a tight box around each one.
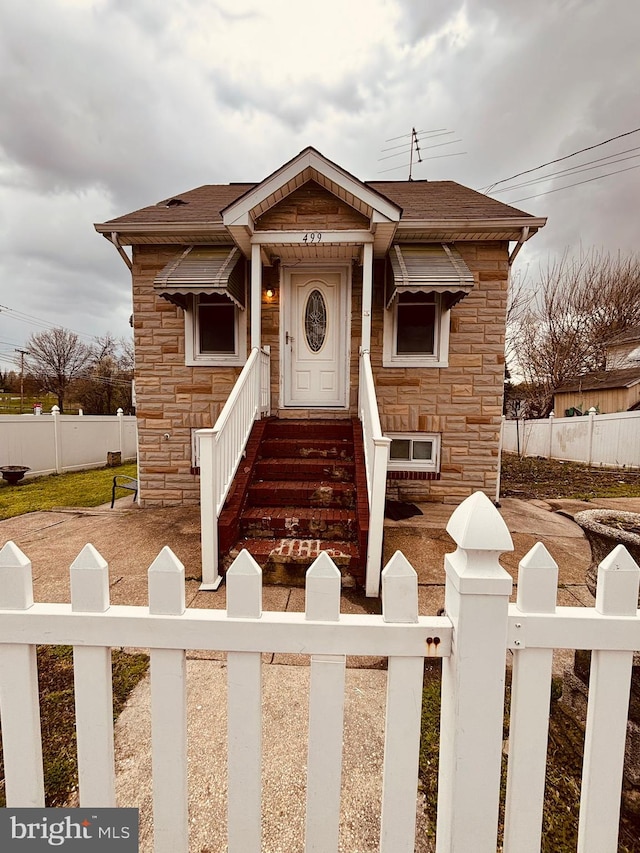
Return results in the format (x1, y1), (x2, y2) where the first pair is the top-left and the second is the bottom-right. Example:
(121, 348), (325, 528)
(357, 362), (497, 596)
(372, 242), (508, 502)
(132, 239), (509, 508)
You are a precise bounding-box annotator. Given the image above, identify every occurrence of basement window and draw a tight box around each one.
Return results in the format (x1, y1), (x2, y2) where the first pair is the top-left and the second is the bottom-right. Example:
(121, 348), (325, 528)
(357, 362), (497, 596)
(387, 433), (441, 472)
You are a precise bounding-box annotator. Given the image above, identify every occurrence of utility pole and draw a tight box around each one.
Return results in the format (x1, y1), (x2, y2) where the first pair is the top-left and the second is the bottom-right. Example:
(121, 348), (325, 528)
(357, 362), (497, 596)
(15, 348), (28, 414)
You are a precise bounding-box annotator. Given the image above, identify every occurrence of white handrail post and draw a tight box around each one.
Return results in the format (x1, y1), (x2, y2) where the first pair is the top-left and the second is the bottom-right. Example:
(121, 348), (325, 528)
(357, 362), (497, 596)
(361, 242), (373, 351)
(198, 428), (222, 590)
(548, 410), (554, 460)
(436, 492), (514, 853)
(250, 244), (262, 350)
(366, 435), (391, 597)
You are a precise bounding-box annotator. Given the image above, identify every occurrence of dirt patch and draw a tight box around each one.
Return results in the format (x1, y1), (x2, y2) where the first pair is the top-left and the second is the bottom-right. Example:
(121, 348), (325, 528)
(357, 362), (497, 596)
(501, 454), (640, 501)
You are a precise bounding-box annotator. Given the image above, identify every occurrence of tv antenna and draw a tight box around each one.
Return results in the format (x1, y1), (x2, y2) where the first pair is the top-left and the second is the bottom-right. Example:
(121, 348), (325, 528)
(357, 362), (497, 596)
(378, 127), (467, 179)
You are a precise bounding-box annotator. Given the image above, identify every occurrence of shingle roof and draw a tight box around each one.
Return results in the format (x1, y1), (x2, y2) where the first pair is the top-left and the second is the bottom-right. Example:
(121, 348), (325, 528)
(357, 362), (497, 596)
(558, 367), (640, 393)
(100, 179), (535, 229)
(366, 180), (532, 220)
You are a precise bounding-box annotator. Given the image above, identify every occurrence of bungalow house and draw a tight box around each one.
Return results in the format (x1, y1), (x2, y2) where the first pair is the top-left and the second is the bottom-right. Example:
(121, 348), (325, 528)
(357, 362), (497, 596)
(95, 147), (545, 593)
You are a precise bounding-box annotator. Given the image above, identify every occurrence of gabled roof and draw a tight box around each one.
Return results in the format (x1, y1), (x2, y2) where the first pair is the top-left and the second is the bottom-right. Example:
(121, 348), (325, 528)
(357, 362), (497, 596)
(95, 146), (546, 248)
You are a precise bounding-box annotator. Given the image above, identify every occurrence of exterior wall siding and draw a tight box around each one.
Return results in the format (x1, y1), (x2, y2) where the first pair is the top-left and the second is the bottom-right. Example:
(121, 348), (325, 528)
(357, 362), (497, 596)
(554, 385), (640, 416)
(132, 240), (509, 507)
(255, 181), (370, 231)
(371, 242), (509, 503)
(133, 245), (242, 507)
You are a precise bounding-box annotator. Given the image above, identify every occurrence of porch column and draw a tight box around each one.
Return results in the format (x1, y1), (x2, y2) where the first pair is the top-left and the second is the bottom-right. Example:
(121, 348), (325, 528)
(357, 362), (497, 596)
(250, 243), (262, 350)
(361, 242), (373, 352)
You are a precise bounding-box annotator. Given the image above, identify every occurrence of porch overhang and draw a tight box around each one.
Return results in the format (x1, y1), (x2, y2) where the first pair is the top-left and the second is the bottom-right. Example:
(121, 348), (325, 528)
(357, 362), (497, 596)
(386, 244), (475, 309)
(221, 147), (402, 260)
(153, 246), (245, 309)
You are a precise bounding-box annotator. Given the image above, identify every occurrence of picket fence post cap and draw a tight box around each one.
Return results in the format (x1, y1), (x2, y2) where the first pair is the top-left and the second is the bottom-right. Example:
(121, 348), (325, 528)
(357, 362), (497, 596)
(0, 540), (34, 610)
(596, 544), (640, 617)
(70, 543), (110, 613)
(148, 546), (185, 616)
(446, 491), (514, 553)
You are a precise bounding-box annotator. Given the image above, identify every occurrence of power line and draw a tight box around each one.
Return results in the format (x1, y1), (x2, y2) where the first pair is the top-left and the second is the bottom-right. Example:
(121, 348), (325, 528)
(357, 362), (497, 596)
(482, 126), (640, 193)
(0, 304), (96, 341)
(492, 150), (640, 194)
(508, 162), (640, 203)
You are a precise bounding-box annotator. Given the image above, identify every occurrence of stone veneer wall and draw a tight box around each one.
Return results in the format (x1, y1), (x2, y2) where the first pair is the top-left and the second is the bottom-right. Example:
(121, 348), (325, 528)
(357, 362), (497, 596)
(133, 245), (242, 507)
(133, 241), (508, 507)
(371, 241), (509, 503)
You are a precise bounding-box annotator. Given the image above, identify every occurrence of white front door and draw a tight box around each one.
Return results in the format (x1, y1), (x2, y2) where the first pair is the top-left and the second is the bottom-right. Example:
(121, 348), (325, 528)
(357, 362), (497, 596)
(283, 267), (349, 407)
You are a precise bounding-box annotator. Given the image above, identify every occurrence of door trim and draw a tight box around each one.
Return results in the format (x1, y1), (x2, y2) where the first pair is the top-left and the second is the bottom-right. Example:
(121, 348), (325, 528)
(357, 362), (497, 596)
(279, 264), (351, 409)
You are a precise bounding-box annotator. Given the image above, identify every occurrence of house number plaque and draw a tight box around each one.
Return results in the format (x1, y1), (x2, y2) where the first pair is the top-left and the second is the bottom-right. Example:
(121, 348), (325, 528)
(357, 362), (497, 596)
(302, 232), (322, 243)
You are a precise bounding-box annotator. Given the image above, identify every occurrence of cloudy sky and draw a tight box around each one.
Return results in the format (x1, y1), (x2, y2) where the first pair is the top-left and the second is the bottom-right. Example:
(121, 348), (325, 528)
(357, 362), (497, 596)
(1, 0), (639, 372)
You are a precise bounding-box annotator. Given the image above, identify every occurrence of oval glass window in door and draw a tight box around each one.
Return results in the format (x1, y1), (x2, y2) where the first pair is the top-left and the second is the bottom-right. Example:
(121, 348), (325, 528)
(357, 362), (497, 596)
(304, 289), (327, 352)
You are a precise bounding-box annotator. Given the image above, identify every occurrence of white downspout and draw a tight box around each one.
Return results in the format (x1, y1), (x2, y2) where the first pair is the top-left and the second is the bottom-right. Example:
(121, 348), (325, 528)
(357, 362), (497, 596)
(508, 226), (530, 267)
(108, 232), (133, 271)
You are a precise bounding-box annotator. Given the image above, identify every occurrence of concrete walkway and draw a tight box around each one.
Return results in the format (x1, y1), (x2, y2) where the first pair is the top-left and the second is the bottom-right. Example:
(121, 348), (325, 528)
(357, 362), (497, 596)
(2, 494), (639, 851)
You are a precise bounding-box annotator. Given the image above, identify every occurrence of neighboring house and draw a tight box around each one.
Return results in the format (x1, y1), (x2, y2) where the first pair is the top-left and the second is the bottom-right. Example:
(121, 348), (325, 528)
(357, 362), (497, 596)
(555, 326), (640, 415)
(95, 147), (545, 590)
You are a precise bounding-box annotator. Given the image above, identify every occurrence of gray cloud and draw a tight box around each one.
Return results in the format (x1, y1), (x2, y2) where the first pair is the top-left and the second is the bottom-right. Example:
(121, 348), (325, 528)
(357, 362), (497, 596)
(0, 0), (638, 368)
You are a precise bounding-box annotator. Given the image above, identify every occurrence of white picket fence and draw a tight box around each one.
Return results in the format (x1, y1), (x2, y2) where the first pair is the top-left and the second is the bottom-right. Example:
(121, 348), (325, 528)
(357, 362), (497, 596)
(1, 491), (639, 853)
(502, 409), (640, 468)
(0, 408), (137, 477)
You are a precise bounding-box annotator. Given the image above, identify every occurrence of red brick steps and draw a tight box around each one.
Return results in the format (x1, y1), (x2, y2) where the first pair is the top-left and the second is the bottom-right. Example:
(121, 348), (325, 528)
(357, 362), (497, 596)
(218, 418), (368, 586)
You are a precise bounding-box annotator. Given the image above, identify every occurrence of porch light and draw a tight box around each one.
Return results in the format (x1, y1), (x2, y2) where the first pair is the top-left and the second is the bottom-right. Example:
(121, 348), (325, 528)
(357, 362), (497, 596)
(265, 287), (275, 300)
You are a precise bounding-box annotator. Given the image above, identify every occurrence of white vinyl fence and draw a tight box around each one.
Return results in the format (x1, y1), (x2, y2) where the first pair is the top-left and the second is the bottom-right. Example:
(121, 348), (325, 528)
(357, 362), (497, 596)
(0, 408), (137, 477)
(1, 491), (639, 852)
(502, 409), (640, 468)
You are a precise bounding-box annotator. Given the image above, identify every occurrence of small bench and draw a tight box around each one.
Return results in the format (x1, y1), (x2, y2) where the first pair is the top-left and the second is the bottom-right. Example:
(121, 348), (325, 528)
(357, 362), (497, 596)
(111, 475), (138, 508)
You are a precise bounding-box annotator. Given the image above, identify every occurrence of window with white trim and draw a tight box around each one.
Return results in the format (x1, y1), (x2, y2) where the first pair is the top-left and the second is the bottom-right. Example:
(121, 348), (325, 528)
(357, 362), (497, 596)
(383, 292), (450, 367)
(185, 294), (246, 366)
(387, 433), (441, 472)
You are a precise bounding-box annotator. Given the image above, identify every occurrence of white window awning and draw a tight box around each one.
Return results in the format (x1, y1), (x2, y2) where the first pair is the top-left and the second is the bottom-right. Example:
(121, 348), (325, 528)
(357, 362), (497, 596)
(154, 247), (245, 309)
(386, 244), (474, 309)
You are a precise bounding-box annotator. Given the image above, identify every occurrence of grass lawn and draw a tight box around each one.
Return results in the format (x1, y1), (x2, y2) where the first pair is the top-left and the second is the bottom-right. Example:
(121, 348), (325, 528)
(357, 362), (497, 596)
(0, 462), (138, 520)
(0, 462), (147, 806)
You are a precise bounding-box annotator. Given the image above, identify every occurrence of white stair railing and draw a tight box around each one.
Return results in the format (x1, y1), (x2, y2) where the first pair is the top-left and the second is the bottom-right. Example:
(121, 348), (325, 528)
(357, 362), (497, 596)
(198, 346), (270, 590)
(358, 350), (391, 597)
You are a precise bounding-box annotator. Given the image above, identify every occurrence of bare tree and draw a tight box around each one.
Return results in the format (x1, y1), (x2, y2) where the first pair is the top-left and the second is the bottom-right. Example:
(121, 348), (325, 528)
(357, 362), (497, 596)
(25, 328), (93, 413)
(74, 334), (134, 414)
(508, 250), (640, 417)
